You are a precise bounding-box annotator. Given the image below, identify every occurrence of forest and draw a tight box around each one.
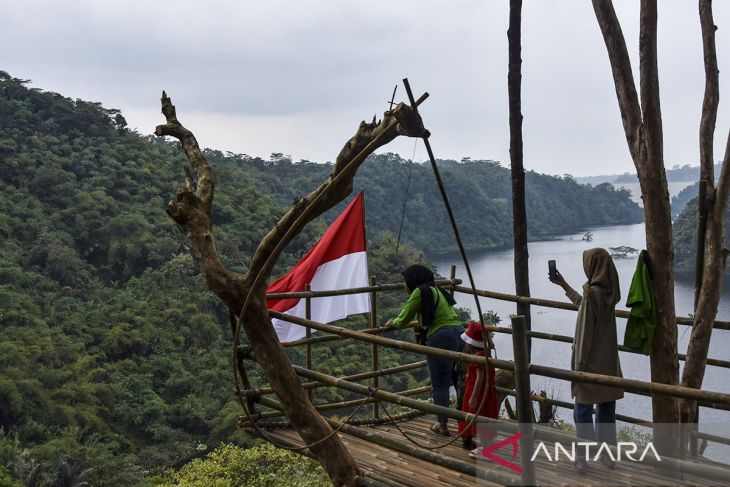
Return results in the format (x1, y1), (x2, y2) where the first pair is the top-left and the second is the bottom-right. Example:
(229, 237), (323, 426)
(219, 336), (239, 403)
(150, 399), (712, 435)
(0, 71), (644, 485)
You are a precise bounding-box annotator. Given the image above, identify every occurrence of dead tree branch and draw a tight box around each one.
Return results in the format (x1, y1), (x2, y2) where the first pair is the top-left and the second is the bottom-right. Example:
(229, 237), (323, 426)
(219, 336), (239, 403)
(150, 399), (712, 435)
(157, 89), (428, 486)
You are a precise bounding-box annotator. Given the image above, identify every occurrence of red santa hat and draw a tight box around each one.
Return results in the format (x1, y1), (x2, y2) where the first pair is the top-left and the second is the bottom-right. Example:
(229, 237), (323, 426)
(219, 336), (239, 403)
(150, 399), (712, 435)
(460, 321), (486, 348)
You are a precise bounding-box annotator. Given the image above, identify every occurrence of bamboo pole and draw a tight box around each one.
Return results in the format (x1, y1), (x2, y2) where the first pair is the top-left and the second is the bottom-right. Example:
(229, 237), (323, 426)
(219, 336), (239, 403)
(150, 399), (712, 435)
(264, 280), (729, 329)
(488, 325), (730, 370)
(238, 360), (428, 398)
(244, 386), (431, 422)
(278, 321), (418, 348)
(496, 386), (653, 427)
(270, 311), (730, 407)
(453, 285), (730, 330)
(370, 275), (379, 420)
(511, 315), (535, 486)
(692, 429), (730, 447)
(305, 283), (312, 402)
(266, 278), (460, 300)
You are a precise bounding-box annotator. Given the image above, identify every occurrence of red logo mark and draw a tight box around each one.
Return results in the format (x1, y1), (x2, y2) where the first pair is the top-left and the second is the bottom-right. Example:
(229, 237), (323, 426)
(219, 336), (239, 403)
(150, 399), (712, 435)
(481, 432), (522, 474)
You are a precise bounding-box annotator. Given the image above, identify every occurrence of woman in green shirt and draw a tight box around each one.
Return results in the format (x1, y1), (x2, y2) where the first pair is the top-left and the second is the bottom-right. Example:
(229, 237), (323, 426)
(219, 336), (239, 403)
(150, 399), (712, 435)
(385, 265), (463, 436)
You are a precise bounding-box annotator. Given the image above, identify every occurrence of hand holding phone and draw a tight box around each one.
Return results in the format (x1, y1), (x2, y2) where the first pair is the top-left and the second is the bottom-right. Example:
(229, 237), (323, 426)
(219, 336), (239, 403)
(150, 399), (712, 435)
(548, 260), (557, 282)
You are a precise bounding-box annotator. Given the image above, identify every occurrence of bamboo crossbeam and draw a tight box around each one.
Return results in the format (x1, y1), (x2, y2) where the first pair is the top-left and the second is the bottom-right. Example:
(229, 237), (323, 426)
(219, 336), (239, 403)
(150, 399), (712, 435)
(238, 360), (427, 398)
(244, 385), (431, 422)
(454, 285), (730, 330)
(280, 322), (417, 348)
(692, 430), (730, 447)
(488, 326), (730, 369)
(265, 279), (461, 300)
(496, 387), (653, 427)
(528, 363), (730, 407)
(269, 311), (730, 407)
(290, 365), (730, 482)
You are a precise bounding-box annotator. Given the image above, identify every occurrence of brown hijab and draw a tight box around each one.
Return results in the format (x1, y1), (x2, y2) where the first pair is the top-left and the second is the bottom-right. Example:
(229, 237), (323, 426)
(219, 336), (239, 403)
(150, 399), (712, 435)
(582, 248), (620, 306)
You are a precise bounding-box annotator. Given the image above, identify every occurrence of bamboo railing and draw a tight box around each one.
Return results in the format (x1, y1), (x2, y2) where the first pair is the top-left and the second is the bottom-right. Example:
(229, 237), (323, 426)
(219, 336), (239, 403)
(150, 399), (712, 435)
(242, 277), (730, 485)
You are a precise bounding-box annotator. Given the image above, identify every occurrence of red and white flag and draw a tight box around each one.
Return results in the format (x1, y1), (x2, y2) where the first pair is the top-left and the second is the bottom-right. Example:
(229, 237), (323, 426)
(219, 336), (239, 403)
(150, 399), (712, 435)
(267, 192), (370, 342)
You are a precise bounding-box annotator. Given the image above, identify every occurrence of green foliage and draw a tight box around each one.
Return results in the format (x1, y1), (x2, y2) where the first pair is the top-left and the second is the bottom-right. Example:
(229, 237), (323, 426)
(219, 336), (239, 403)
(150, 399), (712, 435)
(211, 152), (643, 257)
(673, 197), (730, 276)
(157, 443), (332, 487)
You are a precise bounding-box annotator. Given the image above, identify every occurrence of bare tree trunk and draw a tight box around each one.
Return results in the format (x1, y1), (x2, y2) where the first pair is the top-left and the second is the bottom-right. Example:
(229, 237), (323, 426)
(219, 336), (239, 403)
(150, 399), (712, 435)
(682, 135), (730, 411)
(592, 0), (680, 455)
(508, 0), (532, 359)
(155, 92), (426, 485)
(693, 1), (720, 310)
(676, 2), (730, 458)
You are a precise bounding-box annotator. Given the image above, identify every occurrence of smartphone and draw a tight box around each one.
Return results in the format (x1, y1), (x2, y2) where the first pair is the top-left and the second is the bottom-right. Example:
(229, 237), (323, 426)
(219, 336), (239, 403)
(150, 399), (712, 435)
(548, 260), (557, 281)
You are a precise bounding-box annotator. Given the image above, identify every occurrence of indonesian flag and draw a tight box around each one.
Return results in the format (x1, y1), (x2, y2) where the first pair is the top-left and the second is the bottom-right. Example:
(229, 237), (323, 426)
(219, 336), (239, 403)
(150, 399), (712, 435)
(267, 192), (370, 342)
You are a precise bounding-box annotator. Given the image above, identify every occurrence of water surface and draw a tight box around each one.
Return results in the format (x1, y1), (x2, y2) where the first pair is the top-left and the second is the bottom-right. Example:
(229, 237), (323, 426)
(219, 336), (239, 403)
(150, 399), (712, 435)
(435, 223), (730, 461)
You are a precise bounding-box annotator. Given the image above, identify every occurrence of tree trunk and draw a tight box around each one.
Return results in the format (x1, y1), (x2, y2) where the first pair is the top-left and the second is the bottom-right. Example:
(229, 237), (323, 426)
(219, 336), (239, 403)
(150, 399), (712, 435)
(508, 0), (532, 359)
(592, 0), (681, 455)
(682, 135), (730, 417)
(680, 2), (730, 457)
(155, 91), (428, 485)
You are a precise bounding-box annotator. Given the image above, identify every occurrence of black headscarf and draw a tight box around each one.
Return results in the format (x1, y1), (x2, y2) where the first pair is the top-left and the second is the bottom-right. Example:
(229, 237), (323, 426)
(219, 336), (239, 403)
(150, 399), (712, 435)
(402, 264), (456, 326)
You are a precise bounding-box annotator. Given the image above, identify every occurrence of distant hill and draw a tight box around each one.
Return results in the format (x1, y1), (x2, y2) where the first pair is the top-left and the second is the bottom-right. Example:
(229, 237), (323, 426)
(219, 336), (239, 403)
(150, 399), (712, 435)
(575, 164), (722, 186)
(210, 152), (644, 256)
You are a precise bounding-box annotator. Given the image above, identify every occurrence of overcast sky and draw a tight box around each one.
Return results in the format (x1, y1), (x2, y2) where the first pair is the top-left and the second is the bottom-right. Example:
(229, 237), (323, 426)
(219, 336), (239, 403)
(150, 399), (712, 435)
(2, 0), (729, 176)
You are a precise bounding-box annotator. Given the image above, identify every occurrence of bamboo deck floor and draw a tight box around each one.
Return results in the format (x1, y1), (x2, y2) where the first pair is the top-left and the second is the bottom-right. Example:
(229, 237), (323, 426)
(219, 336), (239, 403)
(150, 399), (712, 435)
(258, 416), (729, 487)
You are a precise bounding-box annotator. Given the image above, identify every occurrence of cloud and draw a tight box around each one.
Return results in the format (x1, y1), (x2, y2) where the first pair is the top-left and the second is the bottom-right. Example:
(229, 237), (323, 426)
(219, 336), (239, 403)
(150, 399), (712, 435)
(2, 0), (729, 176)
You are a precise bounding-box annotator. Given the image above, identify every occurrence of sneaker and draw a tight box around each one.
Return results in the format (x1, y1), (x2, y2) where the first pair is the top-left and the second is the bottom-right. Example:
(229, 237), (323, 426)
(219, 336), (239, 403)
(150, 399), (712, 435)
(468, 447), (483, 459)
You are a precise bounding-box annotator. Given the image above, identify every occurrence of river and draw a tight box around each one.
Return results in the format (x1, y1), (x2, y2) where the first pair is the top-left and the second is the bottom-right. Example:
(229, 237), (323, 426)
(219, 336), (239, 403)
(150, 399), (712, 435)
(435, 223), (730, 461)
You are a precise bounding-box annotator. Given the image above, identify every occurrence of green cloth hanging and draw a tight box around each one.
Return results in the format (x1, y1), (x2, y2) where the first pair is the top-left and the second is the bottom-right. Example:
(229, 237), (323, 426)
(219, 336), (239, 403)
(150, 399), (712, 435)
(624, 250), (656, 355)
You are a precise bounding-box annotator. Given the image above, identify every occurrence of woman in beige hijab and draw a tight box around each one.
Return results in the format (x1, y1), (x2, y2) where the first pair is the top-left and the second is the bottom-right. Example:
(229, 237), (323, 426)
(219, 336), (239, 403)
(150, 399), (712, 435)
(550, 248), (623, 474)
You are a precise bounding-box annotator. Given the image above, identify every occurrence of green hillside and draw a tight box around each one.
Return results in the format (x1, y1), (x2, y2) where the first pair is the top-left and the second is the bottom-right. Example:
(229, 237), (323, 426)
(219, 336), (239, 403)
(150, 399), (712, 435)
(207, 152), (643, 256)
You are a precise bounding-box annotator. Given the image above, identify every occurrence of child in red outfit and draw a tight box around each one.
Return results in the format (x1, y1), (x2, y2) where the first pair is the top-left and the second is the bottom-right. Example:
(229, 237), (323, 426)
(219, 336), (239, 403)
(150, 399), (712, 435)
(458, 321), (499, 458)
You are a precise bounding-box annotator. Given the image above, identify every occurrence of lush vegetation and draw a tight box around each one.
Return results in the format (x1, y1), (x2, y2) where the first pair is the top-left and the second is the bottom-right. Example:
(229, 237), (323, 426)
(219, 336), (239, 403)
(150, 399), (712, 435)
(671, 182), (700, 218)
(210, 152), (643, 256)
(156, 443), (332, 487)
(0, 70), (643, 485)
(673, 196), (730, 276)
